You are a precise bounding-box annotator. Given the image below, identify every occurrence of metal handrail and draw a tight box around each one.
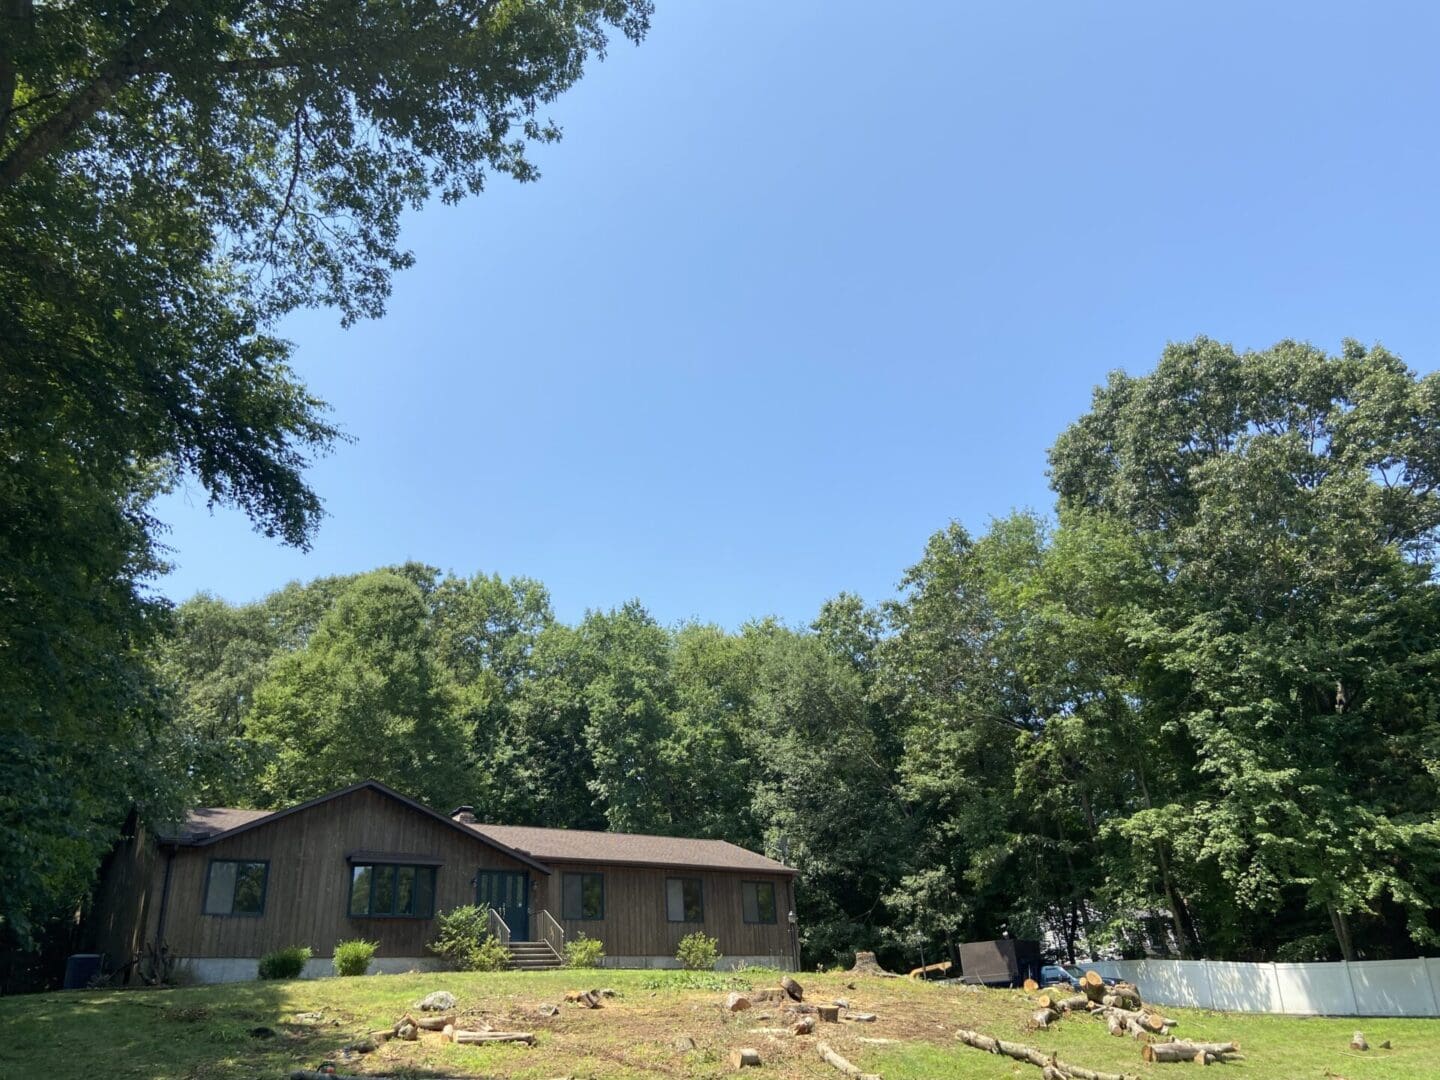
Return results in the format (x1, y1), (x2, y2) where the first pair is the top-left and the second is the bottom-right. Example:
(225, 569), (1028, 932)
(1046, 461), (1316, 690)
(539, 909), (566, 958)
(487, 907), (512, 947)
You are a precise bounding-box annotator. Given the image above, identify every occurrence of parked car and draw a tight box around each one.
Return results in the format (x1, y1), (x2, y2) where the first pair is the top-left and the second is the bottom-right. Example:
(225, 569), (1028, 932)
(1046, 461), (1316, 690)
(1039, 964), (1118, 989)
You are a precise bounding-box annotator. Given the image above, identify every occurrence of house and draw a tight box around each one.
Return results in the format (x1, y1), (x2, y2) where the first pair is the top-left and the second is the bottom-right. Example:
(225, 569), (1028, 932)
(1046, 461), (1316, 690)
(87, 779), (799, 983)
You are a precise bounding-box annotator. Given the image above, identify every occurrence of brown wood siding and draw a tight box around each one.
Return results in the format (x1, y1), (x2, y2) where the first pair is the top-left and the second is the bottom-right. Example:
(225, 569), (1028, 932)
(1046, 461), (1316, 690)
(160, 786), (531, 958)
(87, 819), (165, 967)
(537, 862), (794, 960)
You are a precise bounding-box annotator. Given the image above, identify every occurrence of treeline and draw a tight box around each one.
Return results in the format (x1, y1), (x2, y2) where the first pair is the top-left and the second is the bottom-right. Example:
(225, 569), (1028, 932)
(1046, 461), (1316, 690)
(155, 339), (1440, 969)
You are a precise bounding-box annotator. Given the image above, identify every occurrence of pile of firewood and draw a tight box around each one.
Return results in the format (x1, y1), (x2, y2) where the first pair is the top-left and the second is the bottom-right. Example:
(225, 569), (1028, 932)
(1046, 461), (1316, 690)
(1016, 971), (1239, 1067)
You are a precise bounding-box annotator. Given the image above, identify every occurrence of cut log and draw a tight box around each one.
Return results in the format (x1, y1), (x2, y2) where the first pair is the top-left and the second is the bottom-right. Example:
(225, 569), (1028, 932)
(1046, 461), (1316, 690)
(414, 1014), (455, 1031)
(1114, 980), (1143, 1002)
(1097, 1005), (1176, 1037)
(817, 1004), (841, 1023)
(844, 1012), (878, 1023)
(781, 975), (804, 1001)
(451, 1030), (535, 1045)
(729, 1047), (762, 1068)
(396, 1022), (418, 1041)
(1036, 993), (1055, 1009)
(817, 1040), (882, 1080)
(1142, 1041), (1240, 1064)
(441, 1024), (454, 1043)
(1023, 978), (1040, 992)
(1055, 994), (1091, 1012)
(1101, 992), (1141, 1010)
(1351, 1031), (1369, 1051)
(907, 959), (953, 980)
(751, 987), (787, 1003)
(1032, 1007), (1060, 1029)
(956, 1028), (1139, 1080)
(725, 992), (753, 1013)
(791, 1015), (817, 1035)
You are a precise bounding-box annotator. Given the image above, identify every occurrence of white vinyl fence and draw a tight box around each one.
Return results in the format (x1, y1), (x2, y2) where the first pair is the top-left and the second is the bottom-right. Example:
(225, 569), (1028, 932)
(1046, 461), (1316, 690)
(1089, 957), (1440, 1017)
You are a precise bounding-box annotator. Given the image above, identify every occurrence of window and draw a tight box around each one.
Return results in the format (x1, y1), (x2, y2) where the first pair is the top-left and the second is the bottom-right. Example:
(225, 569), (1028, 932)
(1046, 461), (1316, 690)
(203, 859), (268, 916)
(666, 877), (704, 922)
(562, 872), (604, 920)
(742, 881), (777, 924)
(348, 864), (436, 918)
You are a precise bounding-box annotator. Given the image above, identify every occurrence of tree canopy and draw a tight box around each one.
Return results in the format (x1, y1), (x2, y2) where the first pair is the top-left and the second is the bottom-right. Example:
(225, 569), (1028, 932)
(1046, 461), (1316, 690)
(0, 0), (650, 948)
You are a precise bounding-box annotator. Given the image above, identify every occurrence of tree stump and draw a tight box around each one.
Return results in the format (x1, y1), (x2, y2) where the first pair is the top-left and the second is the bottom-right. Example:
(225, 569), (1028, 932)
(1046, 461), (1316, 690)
(729, 1047), (761, 1068)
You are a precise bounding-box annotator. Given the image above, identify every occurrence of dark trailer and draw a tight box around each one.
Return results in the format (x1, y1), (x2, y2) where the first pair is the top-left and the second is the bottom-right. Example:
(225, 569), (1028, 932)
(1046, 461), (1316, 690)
(958, 938), (1042, 987)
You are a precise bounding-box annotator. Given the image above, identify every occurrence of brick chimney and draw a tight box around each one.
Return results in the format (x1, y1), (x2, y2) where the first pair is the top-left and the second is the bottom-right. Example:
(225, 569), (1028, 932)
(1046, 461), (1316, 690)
(450, 805), (478, 824)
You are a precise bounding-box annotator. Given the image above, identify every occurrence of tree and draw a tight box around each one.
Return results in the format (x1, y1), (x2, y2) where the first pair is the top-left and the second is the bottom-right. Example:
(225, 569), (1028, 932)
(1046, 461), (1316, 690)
(1049, 338), (1440, 959)
(247, 571), (472, 809)
(0, 0), (650, 943)
(747, 619), (908, 968)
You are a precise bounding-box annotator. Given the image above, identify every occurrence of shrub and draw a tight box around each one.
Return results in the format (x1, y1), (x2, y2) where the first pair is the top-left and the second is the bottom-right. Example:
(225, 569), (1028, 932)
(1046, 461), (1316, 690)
(332, 939), (378, 976)
(258, 946), (311, 980)
(563, 933), (606, 968)
(429, 905), (512, 971)
(469, 936), (512, 972)
(675, 931), (721, 971)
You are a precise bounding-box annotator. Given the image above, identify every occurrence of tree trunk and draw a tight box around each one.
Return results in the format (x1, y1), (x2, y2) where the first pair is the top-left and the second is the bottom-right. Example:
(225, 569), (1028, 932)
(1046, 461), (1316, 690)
(1328, 901), (1356, 962)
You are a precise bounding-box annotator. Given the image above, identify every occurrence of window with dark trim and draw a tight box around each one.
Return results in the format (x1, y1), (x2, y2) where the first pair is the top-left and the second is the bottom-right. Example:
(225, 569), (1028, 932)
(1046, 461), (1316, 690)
(348, 863), (436, 918)
(665, 876), (704, 922)
(562, 871), (605, 920)
(203, 859), (268, 916)
(741, 880), (777, 924)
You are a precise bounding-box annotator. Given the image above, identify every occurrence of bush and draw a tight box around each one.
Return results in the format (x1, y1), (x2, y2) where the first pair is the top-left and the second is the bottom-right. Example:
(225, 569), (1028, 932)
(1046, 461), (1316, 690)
(258, 946), (312, 980)
(469, 936), (512, 972)
(332, 939), (377, 976)
(563, 933), (606, 968)
(429, 905), (512, 971)
(675, 931), (721, 971)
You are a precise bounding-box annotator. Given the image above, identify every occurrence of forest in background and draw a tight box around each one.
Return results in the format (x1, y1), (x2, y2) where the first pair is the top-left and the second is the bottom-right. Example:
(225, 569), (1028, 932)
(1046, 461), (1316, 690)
(151, 339), (1440, 972)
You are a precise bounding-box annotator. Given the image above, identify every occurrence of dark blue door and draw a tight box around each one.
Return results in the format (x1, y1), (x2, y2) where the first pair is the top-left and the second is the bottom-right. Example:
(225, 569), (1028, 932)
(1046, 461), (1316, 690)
(475, 870), (529, 940)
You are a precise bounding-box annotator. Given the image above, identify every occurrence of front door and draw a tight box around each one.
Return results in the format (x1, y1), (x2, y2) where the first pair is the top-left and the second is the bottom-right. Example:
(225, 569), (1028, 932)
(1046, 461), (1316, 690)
(475, 869), (529, 941)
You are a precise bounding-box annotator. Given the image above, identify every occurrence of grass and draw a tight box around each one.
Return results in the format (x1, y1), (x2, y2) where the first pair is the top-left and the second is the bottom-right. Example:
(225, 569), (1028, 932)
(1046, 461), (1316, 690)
(0, 967), (1436, 1079)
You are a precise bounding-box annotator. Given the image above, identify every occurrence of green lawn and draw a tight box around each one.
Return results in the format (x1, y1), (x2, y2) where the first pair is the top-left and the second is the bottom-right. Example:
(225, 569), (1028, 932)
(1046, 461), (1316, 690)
(0, 968), (1434, 1080)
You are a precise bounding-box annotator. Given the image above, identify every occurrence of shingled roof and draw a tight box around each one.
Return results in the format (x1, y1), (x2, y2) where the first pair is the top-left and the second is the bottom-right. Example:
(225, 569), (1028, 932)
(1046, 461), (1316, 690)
(463, 822), (796, 876)
(162, 780), (793, 876)
(172, 806), (272, 841)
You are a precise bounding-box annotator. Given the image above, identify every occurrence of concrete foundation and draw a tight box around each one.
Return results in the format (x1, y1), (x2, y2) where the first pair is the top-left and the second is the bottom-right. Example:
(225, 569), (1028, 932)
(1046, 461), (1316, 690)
(177, 955), (448, 984)
(601, 955), (791, 971)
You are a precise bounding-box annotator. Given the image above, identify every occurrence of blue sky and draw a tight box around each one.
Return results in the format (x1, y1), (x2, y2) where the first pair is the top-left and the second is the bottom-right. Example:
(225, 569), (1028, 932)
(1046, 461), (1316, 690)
(157, 0), (1440, 627)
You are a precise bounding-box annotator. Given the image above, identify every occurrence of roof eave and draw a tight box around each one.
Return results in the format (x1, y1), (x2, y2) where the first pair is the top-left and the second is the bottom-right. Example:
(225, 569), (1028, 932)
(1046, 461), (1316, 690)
(532, 854), (799, 876)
